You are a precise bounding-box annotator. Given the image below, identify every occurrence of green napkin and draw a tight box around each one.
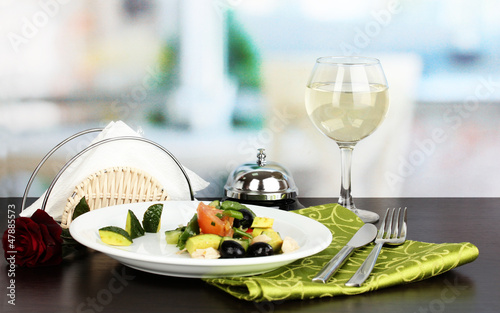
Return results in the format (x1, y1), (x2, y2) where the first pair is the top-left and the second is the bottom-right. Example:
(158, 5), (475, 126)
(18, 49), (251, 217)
(204, 203), (479, 302)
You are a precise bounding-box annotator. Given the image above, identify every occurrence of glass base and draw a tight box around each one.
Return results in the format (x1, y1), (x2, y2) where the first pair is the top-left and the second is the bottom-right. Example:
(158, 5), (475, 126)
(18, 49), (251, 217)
(338, 199), (379, 223)
(353, 208), (379, 223)
(345, 206), (379, 223)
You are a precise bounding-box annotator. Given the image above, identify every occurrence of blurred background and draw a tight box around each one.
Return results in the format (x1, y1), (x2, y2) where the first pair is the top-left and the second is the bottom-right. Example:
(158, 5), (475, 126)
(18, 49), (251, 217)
(1, 0), (500, 199)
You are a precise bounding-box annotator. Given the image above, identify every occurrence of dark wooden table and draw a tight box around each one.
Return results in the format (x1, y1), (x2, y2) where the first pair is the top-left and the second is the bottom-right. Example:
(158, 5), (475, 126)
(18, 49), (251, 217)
(1, 198), (498, 313)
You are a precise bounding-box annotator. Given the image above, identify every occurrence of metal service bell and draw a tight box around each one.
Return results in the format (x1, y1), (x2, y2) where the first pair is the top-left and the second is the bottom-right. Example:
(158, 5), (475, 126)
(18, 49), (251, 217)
(223, 149), (302, 210)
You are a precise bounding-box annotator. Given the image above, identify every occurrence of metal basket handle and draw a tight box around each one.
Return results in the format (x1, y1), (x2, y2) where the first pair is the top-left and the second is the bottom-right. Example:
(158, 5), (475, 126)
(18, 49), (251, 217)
(21, 130), (195, 211)
(21, 128), (102, 211)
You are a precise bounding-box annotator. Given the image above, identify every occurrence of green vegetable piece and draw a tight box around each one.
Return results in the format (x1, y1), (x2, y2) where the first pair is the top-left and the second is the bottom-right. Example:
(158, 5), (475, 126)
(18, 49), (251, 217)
(99, 226), (133, 246)
(185, 234), (222, 255)
(142, 203), (163, 233)
(72, 197), (90, 220)
(220, 201), (256, 218)
(232, 227), (253, 239)
(165, 230), (183, 244)
(208, 200), (221, 209)
(221, 209), (244, 220)
(220, 200), (247, 211)
(177, 214), (200, 250)
(126, 210), (145, 239)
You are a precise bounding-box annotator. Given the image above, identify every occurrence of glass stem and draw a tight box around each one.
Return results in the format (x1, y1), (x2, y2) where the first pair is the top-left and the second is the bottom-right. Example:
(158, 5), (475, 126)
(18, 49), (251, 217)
(338, 143), (356, 210)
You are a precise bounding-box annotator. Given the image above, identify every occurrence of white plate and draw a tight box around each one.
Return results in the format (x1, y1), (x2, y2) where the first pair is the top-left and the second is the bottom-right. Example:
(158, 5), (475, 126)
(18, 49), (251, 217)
(69, 201), (332, 278)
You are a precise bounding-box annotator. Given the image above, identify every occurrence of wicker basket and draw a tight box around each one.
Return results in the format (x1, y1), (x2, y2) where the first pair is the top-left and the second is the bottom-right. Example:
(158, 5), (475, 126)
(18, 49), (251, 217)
(60, 166), (170, 228)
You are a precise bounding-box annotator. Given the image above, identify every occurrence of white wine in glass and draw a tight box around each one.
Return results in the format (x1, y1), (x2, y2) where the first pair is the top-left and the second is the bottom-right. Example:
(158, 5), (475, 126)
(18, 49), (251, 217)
(305, 57), (389, 223)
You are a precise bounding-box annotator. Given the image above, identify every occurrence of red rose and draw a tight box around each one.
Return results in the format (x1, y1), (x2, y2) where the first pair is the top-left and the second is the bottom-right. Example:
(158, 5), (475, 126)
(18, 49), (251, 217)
(2, 209), (63, 267)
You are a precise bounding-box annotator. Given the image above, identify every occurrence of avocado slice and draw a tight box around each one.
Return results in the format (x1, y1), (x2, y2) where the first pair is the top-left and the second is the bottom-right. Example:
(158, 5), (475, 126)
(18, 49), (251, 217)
(261, 229), (283, 252)
(251, 216), (274, 228)
(185, 234), (222, 255)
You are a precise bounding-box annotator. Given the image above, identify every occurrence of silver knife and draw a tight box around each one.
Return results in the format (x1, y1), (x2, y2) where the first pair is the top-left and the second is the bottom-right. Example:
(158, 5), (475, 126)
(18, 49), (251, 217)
(312, 224), (377, 283)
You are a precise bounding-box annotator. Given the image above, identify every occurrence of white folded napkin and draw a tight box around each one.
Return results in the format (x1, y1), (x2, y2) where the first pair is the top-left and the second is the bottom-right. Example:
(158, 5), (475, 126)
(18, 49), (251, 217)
(21, 121), (210, 221)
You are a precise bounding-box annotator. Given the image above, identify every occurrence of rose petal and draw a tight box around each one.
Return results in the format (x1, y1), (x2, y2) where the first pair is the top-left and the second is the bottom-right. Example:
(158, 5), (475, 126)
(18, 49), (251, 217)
(37, 224), (62, 266)
(31, 209), (63, 244)
(23, 224), (46, 267)
(31, 209), (60, 229)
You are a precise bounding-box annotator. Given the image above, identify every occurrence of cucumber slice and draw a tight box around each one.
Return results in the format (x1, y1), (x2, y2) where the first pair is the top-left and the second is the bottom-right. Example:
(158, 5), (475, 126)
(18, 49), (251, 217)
(208, 200), (221, 208)
(142, 203), (163, 233)
(126, 210), (145, 239)
(165, 230), (183, 245)
(99, 226), (133, 246)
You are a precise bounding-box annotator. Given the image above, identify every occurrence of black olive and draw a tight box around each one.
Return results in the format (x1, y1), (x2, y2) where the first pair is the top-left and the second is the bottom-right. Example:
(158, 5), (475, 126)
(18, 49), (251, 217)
(232, 208), (254, 229)
(246, 242), (274, 257)
(219, 240), (246, 258)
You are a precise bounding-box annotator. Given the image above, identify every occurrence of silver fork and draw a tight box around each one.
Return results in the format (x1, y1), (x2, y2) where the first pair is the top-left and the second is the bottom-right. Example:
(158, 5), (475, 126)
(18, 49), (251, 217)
(345, 207), (407, 287)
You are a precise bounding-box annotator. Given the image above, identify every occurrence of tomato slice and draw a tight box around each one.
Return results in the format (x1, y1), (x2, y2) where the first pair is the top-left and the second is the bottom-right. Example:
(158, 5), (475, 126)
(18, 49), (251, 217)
(197, 202), (234, 237)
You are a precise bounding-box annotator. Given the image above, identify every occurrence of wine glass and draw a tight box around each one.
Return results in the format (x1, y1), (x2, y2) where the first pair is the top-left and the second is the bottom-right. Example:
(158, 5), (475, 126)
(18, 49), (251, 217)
(305, 56), (389, 223)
